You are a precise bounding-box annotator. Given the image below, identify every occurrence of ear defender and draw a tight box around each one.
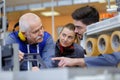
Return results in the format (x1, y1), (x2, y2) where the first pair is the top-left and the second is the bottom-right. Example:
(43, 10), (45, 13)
(18, 32), (26, 41)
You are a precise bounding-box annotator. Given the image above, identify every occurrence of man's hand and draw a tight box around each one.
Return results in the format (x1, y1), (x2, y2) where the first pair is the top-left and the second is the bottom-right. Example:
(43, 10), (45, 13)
(52, 57), (86, 67)
(18, 50), (24, 61)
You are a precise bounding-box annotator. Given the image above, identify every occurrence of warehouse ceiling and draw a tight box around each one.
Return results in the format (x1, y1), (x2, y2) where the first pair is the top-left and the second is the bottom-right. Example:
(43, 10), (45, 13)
(6, 0), (52, 7)
(5, 0), (116, 18)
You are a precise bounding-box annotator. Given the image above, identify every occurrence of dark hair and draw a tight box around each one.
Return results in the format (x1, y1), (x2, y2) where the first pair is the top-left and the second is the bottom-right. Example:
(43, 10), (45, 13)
(72, 6), (99, 25)
(13, 22), (19, 31)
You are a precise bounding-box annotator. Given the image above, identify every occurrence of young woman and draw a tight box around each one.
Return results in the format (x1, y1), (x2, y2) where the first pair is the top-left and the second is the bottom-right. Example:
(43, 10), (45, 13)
(55, 23), (85, 67)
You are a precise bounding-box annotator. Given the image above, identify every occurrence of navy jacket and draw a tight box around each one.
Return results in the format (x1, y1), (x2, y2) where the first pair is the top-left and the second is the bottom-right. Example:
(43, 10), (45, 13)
(5, 31), (55, 70)
(55, 40), (85, 67)
(84, 52), (120, 67)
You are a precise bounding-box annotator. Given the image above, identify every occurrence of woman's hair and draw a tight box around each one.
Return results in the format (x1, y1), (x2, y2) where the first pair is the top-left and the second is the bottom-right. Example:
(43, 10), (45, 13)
(61, 23), (75, 33)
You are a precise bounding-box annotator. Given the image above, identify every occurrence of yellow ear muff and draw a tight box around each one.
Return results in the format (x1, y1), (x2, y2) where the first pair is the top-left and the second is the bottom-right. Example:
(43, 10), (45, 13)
(18, 32), (26, 41)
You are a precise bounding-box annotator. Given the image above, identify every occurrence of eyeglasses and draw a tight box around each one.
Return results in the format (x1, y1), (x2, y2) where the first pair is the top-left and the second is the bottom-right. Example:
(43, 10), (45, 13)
(75, 26), (83, 30)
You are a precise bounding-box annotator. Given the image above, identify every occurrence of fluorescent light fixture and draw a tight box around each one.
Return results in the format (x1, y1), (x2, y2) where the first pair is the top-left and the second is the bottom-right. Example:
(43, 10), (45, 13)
(107, 8), (117, 12)
(90, 0), (98, 3)
(99, 0), (106, 3)
(73, 0), (88, 4)
(106, 5), (118, 8)
(30, 7), (46, 11)
(29, 3), (46, 11)
(41, 11), (60, 16)
(99, 0), (115, 3)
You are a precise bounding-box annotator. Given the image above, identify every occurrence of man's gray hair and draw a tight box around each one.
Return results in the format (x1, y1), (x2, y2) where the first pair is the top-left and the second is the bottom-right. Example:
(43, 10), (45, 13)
(19, 13), (41, 32)
(19, 19), (29, 32)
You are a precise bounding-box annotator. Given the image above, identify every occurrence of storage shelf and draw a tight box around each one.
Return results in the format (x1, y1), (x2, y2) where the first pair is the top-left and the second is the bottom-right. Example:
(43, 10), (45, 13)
(86, 15), (120, 36)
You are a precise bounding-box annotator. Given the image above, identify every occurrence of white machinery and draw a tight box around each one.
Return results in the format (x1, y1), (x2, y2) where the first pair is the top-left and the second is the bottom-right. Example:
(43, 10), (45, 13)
(0, 0), (7, 71)
(84, 0), (120, 56)
(84, 14), (120, 56)
(0, 68), (120, 80)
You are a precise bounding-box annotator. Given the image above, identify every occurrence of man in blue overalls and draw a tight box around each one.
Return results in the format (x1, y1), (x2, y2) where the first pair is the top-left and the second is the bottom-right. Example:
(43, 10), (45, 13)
(5, 13), (55, 71)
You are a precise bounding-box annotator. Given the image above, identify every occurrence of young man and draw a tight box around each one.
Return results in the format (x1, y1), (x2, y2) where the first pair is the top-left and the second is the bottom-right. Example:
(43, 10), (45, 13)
(52, 6), (120, 68)
(5, 13), (55, 70)
(72, 6), (99, 40)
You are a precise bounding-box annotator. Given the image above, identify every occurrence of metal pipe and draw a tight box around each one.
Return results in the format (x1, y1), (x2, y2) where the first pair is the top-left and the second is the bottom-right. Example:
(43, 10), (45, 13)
(2, 0), (6, 45)
(0, 46), (1, 71)
(107, 0), (111, 9)
(51, 0), (55, 39)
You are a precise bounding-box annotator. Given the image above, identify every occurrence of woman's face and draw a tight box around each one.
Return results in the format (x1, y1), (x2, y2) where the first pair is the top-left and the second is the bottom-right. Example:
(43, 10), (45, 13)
(59, 27), (75, 47)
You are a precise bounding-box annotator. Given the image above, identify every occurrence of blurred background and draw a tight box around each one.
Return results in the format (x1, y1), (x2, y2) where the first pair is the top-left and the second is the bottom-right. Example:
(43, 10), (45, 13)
(5, 0), (116, 40)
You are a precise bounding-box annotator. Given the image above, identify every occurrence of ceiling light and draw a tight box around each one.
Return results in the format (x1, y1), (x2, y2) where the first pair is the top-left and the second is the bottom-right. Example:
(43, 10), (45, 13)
(41, 11), (60, 16)
(99, 0), (115, 3)
(30, 7), (46, 11)
(106, 5), (118, 8)
(106, 5), (118, 12)
(99, 0), (106, 3)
